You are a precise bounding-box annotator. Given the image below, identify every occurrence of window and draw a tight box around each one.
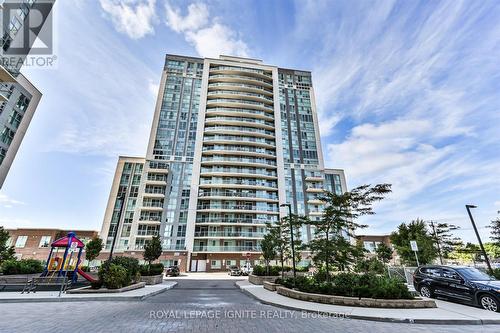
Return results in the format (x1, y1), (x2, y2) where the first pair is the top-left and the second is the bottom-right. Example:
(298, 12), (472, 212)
(421, 267), (441, 277)
(15, 235), (28, 248)
(211, 260), (221, 269)
(39, 236), (51, 248)
(441, 268), (460, 280)
(15, 94), (30, 111)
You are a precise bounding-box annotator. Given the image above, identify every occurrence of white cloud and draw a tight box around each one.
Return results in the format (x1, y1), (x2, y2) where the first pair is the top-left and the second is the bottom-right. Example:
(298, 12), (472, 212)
(164, 2), (249, 57)
(148, 79), (160, 97)
(100, 0), (157, 39)
(0, 194), (25, 208)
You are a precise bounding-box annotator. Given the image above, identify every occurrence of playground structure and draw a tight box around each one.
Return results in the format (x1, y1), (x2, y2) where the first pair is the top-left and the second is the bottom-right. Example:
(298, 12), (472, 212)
(41, 232), (96, 283)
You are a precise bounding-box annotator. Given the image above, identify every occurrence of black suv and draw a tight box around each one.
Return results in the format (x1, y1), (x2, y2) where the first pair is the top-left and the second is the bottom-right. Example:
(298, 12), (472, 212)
(413, 265), (500, 312)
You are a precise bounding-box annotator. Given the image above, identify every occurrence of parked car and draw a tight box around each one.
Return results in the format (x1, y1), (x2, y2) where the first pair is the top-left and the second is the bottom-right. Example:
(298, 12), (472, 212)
(413, 265), (500, 312)
(228, 265), (242, 276)
(165, 265), (180, 277)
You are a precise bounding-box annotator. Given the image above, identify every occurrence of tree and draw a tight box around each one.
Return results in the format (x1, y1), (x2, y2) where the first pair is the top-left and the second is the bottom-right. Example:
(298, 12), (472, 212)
(448, 243), (481, 265)
(390, 219), (438, 266)
(0, 226), (15, 265)
(484, 243), (500, 261)
(260, 233), (277, 276)
(308, 184), (392, 279)
(428, 221), (462, 264)
(376, 243), (393, 264)
(143, 235), (162, 272)
(85, 237), (104, 265)
(490, 217), (500, 245)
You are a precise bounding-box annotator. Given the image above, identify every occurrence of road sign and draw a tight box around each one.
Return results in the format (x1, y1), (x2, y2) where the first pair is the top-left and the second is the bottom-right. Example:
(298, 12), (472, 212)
(410, 240), (418, 252)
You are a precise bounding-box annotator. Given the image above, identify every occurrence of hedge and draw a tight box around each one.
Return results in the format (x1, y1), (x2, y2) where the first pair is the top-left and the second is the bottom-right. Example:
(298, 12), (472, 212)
(1, 259), (44, 275)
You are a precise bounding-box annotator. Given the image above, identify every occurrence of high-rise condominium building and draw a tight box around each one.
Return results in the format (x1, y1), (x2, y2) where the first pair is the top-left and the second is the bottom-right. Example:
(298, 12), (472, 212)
(0, 1), (54, 188)
(100, 54), (347, 272)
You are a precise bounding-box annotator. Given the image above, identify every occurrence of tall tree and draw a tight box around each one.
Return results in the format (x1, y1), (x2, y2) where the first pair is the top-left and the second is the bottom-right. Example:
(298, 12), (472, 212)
(484, 243), (500, 261)
(376, 243), (393, 264)
(490, 217), (500, 245)
(85, 237), (104, 265)
(143, 235), (162, 272)
(308, 184), (392, 278)
(448, 243), (481, 265)
(0, 226), (15, 265)
(390, 219), (438, 266)
(260, 233), (277, 276)
(428, 221), (462, 264)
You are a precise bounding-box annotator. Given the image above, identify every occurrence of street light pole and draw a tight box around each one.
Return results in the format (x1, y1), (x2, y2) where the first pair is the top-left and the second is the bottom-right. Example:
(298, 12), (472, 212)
(280, 203), (297, 281)
(108, 194), (126, 262)
(465, 205), (493, 275)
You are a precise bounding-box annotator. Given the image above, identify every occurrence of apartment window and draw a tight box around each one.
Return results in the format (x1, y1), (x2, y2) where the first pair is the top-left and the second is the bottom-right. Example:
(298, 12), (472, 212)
(15, 94), (30, 111)
(0, 148), (6, 165)
(211, 260), (221, 269)
(39, 236), (51, 248)
(15, 235), (28, 248)
(0, 127), (15, 145)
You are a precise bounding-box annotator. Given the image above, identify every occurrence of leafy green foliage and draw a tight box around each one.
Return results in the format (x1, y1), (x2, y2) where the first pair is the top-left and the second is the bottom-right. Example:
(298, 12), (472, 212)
(102, 264), (129, 289)
(143, 235), (162, 267)
(490, 217), (500, 245)
(99, 256), (140, 285)
(390, 219), (438, 265)
(140, 263), (164, 276)
(448, 242), (481, 264)
(484, 243), (500, 260)
(260, 232), (277, 275)
(376, 243), (393, 263)
(252, 265), (287, 276)
(85, 237), (103, 263)
(429, 221), (462, 261)
(279, 272), (413, 299)
(354, 257), (385, 274)
(307, 184), (391, 276)
(0, 226), (15, 265)
(1, 259), (44, 275)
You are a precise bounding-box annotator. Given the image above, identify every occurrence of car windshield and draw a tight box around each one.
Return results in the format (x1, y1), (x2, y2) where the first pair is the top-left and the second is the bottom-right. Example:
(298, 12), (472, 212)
(456, 267), (493, 281)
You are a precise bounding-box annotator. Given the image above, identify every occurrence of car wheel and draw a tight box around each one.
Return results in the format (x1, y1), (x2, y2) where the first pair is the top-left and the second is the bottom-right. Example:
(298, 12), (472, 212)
(479, 294), (500, 312)
(419, 285), (433, 298)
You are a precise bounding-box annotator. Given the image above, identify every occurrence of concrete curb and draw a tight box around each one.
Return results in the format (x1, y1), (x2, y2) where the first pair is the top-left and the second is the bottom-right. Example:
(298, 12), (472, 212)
(0, 282), (177, 303)
(236, 282), (499, 325)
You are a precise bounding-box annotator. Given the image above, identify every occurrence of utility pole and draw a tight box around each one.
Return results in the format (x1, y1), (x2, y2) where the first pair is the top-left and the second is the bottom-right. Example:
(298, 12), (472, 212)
(428, 221), (443, 265)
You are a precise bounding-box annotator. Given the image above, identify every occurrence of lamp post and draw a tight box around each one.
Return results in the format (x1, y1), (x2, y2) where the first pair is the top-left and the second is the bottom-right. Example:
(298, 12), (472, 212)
(108, 194), (126, 262)
(465, 205), (493, 275)
(280, 203), (297, 280)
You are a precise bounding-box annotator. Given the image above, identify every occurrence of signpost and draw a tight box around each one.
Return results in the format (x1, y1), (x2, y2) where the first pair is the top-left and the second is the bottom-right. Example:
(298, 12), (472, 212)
(410, 240), (420, 266)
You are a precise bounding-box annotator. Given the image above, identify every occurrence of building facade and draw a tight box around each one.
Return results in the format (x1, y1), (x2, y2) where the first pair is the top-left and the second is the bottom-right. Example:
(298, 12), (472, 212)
(6, 228), (98, 261)
(100, 55), (347, 272)
(0, 1), (54, 188)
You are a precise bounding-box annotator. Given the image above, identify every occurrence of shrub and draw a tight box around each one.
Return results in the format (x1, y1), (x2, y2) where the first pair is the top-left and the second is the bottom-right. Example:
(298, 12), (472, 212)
(252, 265), (285, 276)
(355, 257), (385, 274)
(1, 259), (44, 275)
(282, 272), (413, 300)
(252, 265), (265, 276)
(109, 256), (140, 283)
(102, 264), (129, 289)
(491, 268), (500, 280)
(296, 265), (310, 273)
(140, 263), (164, 276)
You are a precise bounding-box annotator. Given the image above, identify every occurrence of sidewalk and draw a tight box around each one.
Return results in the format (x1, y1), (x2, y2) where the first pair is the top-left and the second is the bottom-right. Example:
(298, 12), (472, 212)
(0, 281), (176, 303)
(236, 280), (500, 325)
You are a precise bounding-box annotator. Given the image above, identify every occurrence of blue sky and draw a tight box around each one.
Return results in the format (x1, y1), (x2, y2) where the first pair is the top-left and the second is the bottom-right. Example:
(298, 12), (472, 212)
(0, 0), (499, 243)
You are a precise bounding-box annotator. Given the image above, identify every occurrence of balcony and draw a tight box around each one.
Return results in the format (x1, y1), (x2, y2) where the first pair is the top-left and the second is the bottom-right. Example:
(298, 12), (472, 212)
(201, 156), (276, 168)
(210, 65), (273, 79)
(208, 82), (273, 95)
(196, 204), (279, 214)
(202, 145), (276, 158)
(206, 98), (274, 113)
(199, 178), (278, 190)
(204, 125), (275, 138)
(205, 116), (275, 130)
(208, 74), (273, 89)
(194, 231), (265, 238)
(195, 218), (271, 225)
(198, 190), (278, 201)
(192, 245), (262, 253)
(206, 107), (274, 121)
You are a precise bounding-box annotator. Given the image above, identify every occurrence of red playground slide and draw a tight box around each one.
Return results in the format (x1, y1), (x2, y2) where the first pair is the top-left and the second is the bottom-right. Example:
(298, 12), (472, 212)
(77, 268), (97, 283)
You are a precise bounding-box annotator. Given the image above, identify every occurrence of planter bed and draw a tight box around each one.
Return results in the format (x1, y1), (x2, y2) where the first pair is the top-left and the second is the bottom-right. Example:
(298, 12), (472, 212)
(140, 274), (164, 285)
(263, 281), (280, 291)
(276, 286), (436, 309)
(67, 282), (146, 294)
(248, 274), (280, 285)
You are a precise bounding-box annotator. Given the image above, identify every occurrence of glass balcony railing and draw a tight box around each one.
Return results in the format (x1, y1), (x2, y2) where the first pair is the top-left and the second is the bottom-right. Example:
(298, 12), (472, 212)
(210, 65), (272, 78)
(202, 145), (276, 156)
(206, 107), (274, 119)
(194, 231), (266, 238)
(197, 204), (279, 212)
(199, 178), (278, 188)
(198, 190), (278, 200)
(205, 125), (275, 136)
(200, 167), (277, 177)
(196, 218), (274, 225)
(205, 116), (275, 127)
(204, 135), (275, 147)
(202, 156), (276, 166)
(193, 245), (262, 252)
(209, 74), (273, 86)
(207, 90), (274, 102)
(208, 82), (273, 94)
(206, 98), (273, 111)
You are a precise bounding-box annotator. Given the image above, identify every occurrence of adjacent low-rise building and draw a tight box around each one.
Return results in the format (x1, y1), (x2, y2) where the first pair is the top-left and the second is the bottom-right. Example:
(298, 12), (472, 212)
(5, 228), (98, 261)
